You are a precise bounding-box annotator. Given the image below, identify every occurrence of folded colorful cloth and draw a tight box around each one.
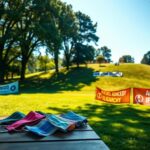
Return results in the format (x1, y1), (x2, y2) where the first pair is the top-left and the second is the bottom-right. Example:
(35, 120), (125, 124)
(0, 125), (9, 133)
(6, 111), (45, 132)
(60, 111), (87, 127)
(25, 119), (58, 136)
(47, 114), (75, 132)
(0, 112), (25, 125)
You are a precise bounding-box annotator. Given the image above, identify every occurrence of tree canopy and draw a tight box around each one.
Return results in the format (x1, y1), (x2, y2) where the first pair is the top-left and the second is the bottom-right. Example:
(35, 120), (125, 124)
(119, 55), (134, 63)
(95, 46), (112, 63)
(141, 51), (150, 65)
(96, 55), (105, 64)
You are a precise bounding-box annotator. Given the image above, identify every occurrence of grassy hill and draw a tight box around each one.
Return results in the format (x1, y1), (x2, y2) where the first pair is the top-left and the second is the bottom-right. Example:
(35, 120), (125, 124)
(0, 63), (150, 150)
(18, 63), (150, 93)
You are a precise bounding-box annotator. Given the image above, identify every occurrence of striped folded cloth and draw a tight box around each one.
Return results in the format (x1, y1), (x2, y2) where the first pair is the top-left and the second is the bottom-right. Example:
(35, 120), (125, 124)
(0, 112), (25, 125)
(25, 119), (57, 136)
(60, 111), (87, 127)
(47, 114), (76, 132)
(6, 111), (45, 132)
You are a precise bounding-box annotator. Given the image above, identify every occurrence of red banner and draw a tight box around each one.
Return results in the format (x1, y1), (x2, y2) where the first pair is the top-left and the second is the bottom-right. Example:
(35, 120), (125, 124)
(133, 88), (150, 105)
(96, 87), (131, 103)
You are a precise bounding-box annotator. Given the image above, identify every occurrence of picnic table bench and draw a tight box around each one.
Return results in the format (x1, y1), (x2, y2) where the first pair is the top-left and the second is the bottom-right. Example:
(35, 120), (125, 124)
(0, 117), (109, 150)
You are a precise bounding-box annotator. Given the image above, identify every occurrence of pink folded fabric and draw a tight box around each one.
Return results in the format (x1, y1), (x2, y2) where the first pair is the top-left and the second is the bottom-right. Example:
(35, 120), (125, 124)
(6, 111), (45, 132)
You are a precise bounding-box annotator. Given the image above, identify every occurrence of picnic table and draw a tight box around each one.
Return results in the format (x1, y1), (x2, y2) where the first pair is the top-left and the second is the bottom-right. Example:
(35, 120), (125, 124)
(0, 120), (109, 150)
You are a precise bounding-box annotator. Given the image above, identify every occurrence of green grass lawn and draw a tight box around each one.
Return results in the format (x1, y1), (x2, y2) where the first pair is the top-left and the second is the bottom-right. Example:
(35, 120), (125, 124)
(0, 63), (150, 150)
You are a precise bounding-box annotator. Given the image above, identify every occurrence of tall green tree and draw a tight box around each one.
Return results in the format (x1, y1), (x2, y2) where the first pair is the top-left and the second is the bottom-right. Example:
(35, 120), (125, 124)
(17, 0), (62, 79)
(60, 4), (78, 70)
(39, 0), (64, 74)
(16, 0), (46, 80)
(0, 0), (23, 83)
(97, 46), (112, 63)
(141, 51), (150, 65)
(72, 11), (99, 68)
(72, 44), (95, 65)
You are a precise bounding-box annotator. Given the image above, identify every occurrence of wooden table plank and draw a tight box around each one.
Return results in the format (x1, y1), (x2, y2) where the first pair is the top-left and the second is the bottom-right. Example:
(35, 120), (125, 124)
(0, 140), (109, 150)
(74, 125), (93, 131)
(0, 130), (100, 143)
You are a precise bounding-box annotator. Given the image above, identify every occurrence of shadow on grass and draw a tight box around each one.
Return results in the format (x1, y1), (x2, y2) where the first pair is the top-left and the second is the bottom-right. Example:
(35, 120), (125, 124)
(99, 65), (107, 67)
(47, 103), (150, 150)
(20, 67), (98, 94)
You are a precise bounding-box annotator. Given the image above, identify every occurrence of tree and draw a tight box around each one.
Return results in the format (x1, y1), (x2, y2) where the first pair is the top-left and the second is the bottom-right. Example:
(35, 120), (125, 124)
(17, 0), (45, 80)
(72, 11), (99, 68)
(0, 0), (42, 82)
(96, 55), (105, 65)
(60, 4), (78, 70)
(72, 44), (95, 65)
(39, 0), (65, 74)
(18, 0), (64, 79)
(141, 51), (150, 65)
(119, 55), (134, 63)
(27, 54), (38, 73)
(37, 55), (54, 72)
(0, 0), (23, 83)
(6, 58), (21, 80)
(96, 46), (112, 63)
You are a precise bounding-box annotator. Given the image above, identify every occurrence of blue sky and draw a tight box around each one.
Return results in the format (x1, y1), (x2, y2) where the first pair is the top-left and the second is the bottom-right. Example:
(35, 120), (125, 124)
(62, 0), (150, 63)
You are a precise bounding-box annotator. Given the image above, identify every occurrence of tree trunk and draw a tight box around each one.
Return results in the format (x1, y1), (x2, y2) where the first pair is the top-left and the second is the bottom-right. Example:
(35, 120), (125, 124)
(0, 71), (5, 83)
(65, 52), (70, 70)
(54, 50), (59, 74)
(76, 49), (80, 68)
(5, 75), (8, 80)
(11, 72), (14, 79)
(0, 61), (5, 83)
(64, 43), (71, 70)
(44, 62), (47, 73)
(20, 58), (28, 81)
(0, 49), (5, 83)
(66, 58), (70, 70)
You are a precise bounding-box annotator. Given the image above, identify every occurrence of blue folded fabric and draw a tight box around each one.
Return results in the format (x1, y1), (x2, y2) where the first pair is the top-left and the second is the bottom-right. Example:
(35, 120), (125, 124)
(0, 112), (25, 125)
(47, 114), (75, 132)
(25, 119), (57, 136)
(60, 111), (87, 127)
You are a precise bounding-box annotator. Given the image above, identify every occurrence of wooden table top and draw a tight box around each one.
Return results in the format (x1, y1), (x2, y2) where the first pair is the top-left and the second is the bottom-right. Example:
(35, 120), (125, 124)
(0, 118), (109, 150)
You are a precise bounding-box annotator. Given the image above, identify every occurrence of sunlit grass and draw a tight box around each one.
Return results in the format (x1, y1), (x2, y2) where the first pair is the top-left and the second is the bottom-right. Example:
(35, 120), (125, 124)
(0, 63), (150, 150)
